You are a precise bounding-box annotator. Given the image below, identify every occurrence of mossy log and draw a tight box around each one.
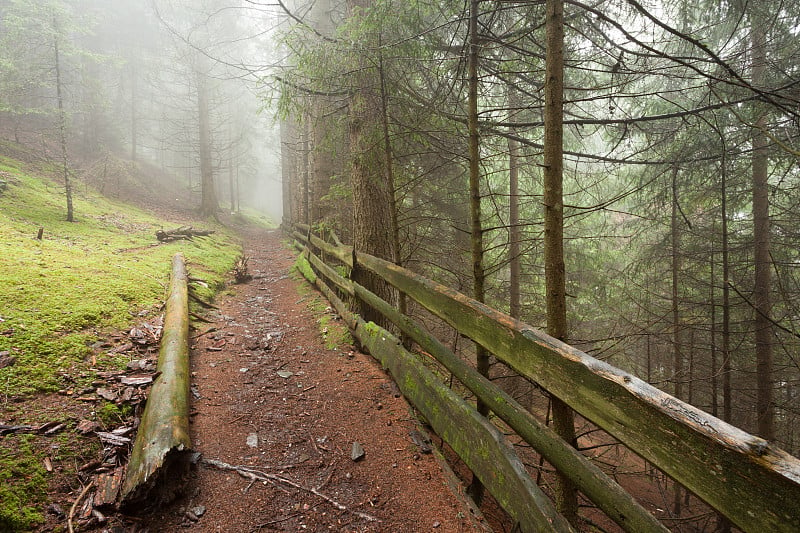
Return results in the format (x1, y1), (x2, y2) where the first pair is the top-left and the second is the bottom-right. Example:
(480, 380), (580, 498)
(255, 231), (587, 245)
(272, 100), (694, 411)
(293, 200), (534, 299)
(155, 226), (215, 242)
(120, 253), (193, 510)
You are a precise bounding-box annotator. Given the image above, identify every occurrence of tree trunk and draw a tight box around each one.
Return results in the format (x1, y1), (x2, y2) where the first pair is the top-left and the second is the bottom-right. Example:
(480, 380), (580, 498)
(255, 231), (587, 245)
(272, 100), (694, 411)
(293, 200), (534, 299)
(543, 0), (578, 523)
(377, 40), (409, 339)
(131, 62), (138, 163)
(228, 139), (236, 213)
(348, 0), (397, 326)
(720, 138), (732, 426)
(465, 0), (491, 505)
(121, 253), (193, 509)
(197, 73), (218, 218)
(711, 249), (718, 417)
(716, 130), (733, 531)
(671, 168), (684, 403)
(302, 115), (311, 225)
(307, 0), (339, 226)
(53, 16), (73, 223)
(751, 19), (774, 440)
(279, 118), (296, 227)
(670, 166), (684, 516)
(508, 86), (521, 321)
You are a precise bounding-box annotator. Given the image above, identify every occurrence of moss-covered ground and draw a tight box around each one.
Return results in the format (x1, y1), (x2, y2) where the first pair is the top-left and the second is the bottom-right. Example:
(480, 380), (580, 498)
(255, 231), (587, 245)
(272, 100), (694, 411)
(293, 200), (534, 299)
(291, 255), (353, 351)
(0, 152), (250, 531)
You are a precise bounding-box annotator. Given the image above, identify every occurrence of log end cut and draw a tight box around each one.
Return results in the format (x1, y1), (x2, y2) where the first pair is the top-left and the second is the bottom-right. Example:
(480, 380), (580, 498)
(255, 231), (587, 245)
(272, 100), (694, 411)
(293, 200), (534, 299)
(119, 445), (194, 512)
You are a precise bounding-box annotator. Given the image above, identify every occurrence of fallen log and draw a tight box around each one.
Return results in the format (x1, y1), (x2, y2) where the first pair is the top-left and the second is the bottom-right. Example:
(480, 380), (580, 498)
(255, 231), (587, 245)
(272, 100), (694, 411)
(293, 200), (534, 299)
(155, 226), (214, 242)
(119, 253), (192, 510)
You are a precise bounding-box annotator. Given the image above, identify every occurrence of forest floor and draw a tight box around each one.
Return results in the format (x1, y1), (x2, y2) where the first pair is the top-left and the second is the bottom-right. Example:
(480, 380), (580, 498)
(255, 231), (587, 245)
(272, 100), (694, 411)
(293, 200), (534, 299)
(131, 224), (488, 532)
(14, 218), (491, 533)
(0, 141), (490, 532)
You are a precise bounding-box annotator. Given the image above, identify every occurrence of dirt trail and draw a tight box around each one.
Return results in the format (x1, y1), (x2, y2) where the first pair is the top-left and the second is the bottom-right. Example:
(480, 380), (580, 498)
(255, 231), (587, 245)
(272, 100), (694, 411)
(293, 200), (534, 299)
(140, 227), (485, 532)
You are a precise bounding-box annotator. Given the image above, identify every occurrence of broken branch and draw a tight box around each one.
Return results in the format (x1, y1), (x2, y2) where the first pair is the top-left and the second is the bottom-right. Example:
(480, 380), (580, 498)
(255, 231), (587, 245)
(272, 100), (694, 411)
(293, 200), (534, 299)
(68, 480), (95, 533)
(155, 226), (215, 242)
(202, 458), (379, 522)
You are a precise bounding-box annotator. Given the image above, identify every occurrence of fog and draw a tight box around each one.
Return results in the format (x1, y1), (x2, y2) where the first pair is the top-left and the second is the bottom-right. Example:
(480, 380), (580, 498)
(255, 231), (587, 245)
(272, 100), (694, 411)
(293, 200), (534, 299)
(0, 0), (289, 221)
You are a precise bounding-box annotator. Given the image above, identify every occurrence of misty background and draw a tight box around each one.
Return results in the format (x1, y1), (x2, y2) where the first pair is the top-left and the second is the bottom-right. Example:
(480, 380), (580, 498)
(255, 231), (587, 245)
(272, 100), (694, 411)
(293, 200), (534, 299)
(0, 0), (286, 220)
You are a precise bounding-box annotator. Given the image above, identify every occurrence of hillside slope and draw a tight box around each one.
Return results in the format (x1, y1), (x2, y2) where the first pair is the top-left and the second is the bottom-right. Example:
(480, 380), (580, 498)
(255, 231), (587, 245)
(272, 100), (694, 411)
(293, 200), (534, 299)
(0, 146), (249, 531)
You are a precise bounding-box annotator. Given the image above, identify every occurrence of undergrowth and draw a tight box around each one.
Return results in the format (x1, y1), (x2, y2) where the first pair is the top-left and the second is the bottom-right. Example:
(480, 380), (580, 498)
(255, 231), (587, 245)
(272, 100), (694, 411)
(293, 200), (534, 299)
(0, 159), (240, 395)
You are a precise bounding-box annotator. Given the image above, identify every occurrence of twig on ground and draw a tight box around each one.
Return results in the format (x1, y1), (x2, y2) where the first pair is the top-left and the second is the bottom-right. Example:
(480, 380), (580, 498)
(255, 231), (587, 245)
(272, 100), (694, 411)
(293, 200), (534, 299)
(308, 432), (323, 455)
(250, 513), (302, 531)
(190, 312), (213, 323)
(316, 466), (336, 491)
(68, 480), (95, 533)
(192, 327), (218, 340)
(202, 458), (379, 522)
(189, 293), (220, 309)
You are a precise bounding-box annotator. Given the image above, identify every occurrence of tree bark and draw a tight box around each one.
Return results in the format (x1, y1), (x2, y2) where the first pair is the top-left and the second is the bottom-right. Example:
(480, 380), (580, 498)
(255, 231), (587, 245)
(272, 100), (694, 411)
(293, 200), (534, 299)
(130, 61), (138, 163)
(751, 25), (775, 440)
(465, 0), (491, 504)
(197, 72), (218, 218)
(53, 15), (73, 223)
(302, 116), (311, 225)
(751, 13), (774, 441)
(508, 86), (521, 321)
(544, 0), (578, 523)
(307, 0), (340, 226)
(670, 167), (684, 516)
(348, 0), (397, 326)
(720, 135), (732, 426)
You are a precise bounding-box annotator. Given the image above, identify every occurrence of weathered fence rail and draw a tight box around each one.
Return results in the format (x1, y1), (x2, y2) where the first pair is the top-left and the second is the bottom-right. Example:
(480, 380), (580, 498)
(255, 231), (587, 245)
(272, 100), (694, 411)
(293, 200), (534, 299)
(291, 224), (800, 533)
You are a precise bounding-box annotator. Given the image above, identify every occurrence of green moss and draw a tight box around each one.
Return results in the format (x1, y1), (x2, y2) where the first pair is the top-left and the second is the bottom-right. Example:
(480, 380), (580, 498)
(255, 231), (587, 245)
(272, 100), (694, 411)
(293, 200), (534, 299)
(0, 153), (244, 527)
(292, 254), (317, 283)
(96, 401), (133, 428)
(317, 313), (353, 350)
(289, 249), (354, 350)
(0, 435), (47, 531)
(0, 152), (250, 531)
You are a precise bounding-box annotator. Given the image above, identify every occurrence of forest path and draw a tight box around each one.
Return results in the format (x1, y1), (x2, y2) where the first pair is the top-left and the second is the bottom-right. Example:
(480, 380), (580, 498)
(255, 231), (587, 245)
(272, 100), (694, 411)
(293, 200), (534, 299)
(140, 226), (483, 532)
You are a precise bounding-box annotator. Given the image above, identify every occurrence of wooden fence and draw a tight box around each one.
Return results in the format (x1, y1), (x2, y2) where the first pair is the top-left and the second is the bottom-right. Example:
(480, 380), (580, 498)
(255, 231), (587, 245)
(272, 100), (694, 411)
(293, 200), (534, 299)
(291, 224), (800, 533)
